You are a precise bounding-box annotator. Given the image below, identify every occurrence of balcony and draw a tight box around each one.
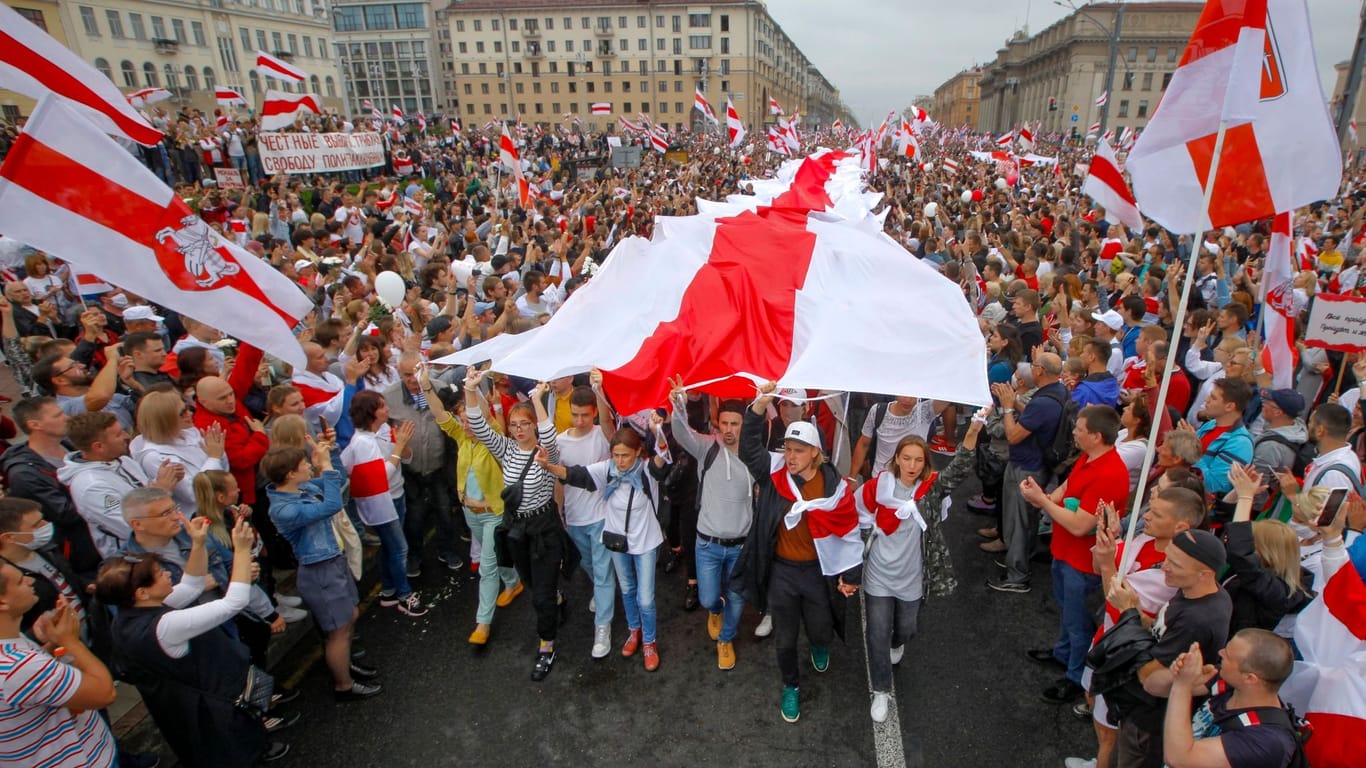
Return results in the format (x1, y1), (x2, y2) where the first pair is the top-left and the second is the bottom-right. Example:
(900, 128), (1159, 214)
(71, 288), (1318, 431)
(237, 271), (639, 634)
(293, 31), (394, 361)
(271, 50), (294, 61)
(594, 24), (612, 37)
(522, 25), (541, 38)
(595, 44), (615, 57)
(152, 38), (178, 55)
(526, 42), (543, 58)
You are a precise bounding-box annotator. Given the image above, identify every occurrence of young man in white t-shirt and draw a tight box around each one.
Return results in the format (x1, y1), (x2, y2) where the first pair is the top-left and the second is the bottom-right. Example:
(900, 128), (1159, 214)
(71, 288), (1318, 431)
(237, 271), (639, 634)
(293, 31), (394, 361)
(849, 397), (944, 483)
(332, 192), (367, 247)
(557, 375), (618, 658)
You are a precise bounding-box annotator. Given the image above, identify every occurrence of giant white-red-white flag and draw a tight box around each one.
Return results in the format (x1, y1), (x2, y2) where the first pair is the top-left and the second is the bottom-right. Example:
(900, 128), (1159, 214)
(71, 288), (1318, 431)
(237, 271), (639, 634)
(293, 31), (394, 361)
(694, 89), (718, 125)
(0, 2), (162, 146)
(1127, 0), (1341, 232)
(256, 50), (306, 82)
(726, 98), (746, 147)
(0, 96), (313, 366)
(1260, 212), (1298, 387)
(260, 90), (320, 130)
(1082, 139), (1142, 232)
(477, 150), (990, 415)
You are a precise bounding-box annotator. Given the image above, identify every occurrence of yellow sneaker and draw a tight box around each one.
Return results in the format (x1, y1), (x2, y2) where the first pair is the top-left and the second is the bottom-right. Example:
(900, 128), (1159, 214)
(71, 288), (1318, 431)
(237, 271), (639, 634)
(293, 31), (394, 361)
(468, 624), (490, 645)
(707, 612), (723, 641)
(495, 583), (524, 607)
(717, 641), (736, 671)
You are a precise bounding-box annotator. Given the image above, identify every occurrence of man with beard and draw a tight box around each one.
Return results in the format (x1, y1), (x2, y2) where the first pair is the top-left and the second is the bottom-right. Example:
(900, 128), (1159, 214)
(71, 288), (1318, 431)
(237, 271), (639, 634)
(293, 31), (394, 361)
(32, 347), (136, 430)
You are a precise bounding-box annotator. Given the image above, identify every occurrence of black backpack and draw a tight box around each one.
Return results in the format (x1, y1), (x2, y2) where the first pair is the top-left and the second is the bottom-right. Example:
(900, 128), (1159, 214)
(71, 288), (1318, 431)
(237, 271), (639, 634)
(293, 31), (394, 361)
(1213, 697), (1310, 768)
(1035, 387), (1081, 479)
(1254, 432), (1317, 478)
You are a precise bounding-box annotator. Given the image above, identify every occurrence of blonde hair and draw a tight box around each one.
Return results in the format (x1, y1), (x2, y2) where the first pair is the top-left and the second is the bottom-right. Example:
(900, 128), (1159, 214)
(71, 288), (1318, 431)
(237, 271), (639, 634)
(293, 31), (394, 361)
(251, 211), (269, 236)
(192, 470), (234, 547)
(269, 414), (309, 449)
(1250, 519), (1303, 592)
(136, 390), (185, 444)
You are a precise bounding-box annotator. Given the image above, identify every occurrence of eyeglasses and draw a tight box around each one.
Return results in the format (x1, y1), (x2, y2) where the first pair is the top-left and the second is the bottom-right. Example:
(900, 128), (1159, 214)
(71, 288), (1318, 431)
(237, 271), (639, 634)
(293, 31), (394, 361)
(52, 362), (84, 377)
(133, 505), (180, 520)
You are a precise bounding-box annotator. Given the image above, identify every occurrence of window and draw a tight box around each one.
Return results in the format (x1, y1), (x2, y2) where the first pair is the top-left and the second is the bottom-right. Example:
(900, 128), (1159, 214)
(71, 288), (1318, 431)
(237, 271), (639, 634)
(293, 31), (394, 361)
(720, 60), (729, 75)
(1147, 47), (1157, 63)
(673, 38), (681, 54)
(172, 19), (185, 43)
(272, 32), (282, 51)
(455, 19), (464, 32)
(457, 41), (467, 54)
(1141, 72), (1153, 91)
(106, 10), (124, 39)
(566, 40), (574, 52)
(569, 82), (576, 93)
(142, 62), (158, 86)
(256, 30), (266, 50)
(586, 82), (594, 93)
(463, 83), (472, 95)
(657, 38), (665, 50)
(721, 37), (729, 54)
(191, 21), (206, 47)
(637, 15), (646, 28)
(688, 35), (710, 49)
(1162, 72), (1173, 90)
(287, 34), (297, 54)
(163, 64), (176, 90)
(94, 58), (112, 80)
(513, 62), (522, 74)
(720, 15), (729, 32)
(532, 82), (541, 94)
(719, 80), (728, 92)
(546, 17), (554, 30)
(1167, 46), (1178, 63)
(120, 61), (136, 87)
(622, 81), (630, 93)
(491, 19), (499, 31)
(547, 40), (555, 52)
(1126, 46), (1137, 62)
(551, 81), (559, 93)
(515, 83), (523, 94)
(326, 76), (336, 97)
(1117, 99), (1129, 118)
(675, 102), (683, 114)
(1137, 100), (1149, 118)
(603, 81), (611, 93)
(638, 38), (647, 51)
(483, 103), (492, 114)
(673, 60), (681, 75)
(365, 6), (394, 30)
(480, 83), (489, 94)
(623, 101), (632, 112)
(493, 41), (501, 53)
(203, 67), (215, 91)
(303, 36), (313, 58)
(672, 15), (681, 33)
(79, 7), (99, 36)
(1122, 72), (1134, 90)
(473, 19), (481, 31)
(184, 66), (199, 91)
(508, 18), (517, 30)
(248, 70), (260, 96)
(334, 7), (361, 30)
(128, 13), (146, 40)
(511, 41), (520, 53)
(475, 42), (484, 53)
(596, 16), (610, 30)
(460, 63), (469, 74)
(689, 13), (710, 27)
(659, 102), (668, 113)
(478, 63), (486, 74)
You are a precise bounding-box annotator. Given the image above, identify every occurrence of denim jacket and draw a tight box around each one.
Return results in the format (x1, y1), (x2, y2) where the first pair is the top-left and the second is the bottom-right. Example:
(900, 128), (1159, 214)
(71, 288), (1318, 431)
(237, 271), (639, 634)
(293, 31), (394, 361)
(267, 470), (345, 566)
(123, 530), (230, 590)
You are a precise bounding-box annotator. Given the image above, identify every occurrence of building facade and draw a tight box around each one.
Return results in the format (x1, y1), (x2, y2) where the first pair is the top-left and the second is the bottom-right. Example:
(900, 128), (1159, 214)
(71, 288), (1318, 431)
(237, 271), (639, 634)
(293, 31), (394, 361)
(3, 0), (346, 120)
(331, 0), (445, 118)
(441, 0), (837, 133)
(0, 0), (71, 122)
(931, 67), (981, 130)
(975, 2), (1201, 139)
(1332, 58), (1366, 142)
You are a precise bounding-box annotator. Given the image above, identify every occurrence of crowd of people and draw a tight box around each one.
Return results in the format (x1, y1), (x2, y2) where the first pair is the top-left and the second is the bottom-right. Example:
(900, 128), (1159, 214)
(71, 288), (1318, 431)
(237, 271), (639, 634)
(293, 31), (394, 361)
(0, 102), (1363, 768)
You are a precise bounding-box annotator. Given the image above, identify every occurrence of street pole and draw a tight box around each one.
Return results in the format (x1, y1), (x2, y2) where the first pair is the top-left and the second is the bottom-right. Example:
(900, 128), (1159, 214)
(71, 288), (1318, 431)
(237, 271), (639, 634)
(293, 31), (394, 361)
(1339, 0), (1366, 144)
(1097, 2), (1125, 135)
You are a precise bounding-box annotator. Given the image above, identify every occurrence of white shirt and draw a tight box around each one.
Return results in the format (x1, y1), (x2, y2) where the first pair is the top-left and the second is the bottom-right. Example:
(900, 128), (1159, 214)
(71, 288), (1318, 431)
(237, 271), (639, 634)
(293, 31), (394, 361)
(1305, 444), (1361, 491)
(557, 428), (610, 527)
(861, 400), (936, 468)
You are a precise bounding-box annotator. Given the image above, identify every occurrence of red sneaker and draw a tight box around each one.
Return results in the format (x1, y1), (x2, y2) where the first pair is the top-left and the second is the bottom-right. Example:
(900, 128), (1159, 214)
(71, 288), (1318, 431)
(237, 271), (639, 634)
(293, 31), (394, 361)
(643, 642), (660, 672)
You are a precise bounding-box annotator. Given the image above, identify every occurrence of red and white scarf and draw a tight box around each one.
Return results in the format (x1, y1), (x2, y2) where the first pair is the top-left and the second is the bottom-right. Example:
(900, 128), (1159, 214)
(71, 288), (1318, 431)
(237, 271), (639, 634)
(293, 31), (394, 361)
(770, 465), (861, 576)
(856, 470), (939, 537)
(291, 369), (345, 427)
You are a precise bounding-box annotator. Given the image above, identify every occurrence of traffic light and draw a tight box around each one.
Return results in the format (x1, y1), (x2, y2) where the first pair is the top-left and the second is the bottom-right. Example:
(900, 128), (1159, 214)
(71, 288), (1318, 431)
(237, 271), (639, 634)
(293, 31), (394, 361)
(1048, 97), (1058, 112)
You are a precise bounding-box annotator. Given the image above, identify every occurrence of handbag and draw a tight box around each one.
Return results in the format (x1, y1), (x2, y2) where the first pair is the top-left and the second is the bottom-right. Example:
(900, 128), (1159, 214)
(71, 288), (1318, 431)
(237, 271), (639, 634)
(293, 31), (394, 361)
(236, 664), (275, 716)
(602, 482), (654, 553)
(499, 451), (536, 518)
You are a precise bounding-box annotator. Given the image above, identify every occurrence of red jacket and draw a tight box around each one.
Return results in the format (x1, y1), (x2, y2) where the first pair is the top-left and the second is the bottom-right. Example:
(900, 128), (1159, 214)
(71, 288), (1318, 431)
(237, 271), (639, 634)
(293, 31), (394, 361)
(193, 343), (269, 503)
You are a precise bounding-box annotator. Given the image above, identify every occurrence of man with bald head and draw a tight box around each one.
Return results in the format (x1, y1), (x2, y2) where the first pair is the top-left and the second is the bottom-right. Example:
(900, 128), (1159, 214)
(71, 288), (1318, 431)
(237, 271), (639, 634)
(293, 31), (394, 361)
(293, 340), (358, 449)
(988, 352), (1068, 594)
(193, 342), (270, 506)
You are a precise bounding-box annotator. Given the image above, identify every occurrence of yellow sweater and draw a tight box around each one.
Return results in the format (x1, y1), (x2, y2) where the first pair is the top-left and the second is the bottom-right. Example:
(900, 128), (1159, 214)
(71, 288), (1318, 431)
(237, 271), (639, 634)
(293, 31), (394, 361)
(437, 414), (506, 515)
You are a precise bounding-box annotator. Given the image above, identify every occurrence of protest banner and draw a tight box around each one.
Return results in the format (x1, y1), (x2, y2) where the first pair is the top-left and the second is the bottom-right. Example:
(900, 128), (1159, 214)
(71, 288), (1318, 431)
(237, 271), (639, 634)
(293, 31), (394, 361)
(213, 167), (244, 188)
(1305, 293), (1366, 352)
(257, 131), (384, 174)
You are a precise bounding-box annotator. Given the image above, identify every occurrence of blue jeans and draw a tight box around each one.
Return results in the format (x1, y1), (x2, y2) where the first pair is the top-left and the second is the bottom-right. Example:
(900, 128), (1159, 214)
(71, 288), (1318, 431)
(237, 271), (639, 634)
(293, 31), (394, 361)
(612, 548), (657, 643)
(374, 495), (411, 599)
(464, 508), (519, 624)
(567, 520), (616, 626)
(1051, 559), (1101, 686)
(694, 536), (745, 642)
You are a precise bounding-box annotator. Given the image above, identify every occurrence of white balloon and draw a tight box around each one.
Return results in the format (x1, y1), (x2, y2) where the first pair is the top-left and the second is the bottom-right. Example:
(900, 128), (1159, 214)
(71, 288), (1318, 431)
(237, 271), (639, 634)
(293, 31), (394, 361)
(374, 271), (406, 307)
(924, 202), (939, 218)
(995, 177), (1008, 190)
(960, 190), (973, 204)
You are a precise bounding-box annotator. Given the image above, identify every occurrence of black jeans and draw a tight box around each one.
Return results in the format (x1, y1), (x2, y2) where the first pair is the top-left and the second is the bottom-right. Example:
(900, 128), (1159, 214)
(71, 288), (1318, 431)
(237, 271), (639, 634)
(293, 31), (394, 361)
(768, 558), (833, 689)
(401, 467), (458, 566)
(864, 594), (921, 693)
(506, 521), (564, 642)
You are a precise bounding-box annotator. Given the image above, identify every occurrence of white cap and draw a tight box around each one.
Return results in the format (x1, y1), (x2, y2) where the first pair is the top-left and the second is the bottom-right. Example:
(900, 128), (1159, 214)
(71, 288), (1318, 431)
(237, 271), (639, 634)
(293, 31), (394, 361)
(123, 305), (164, 323)
(1091, 309), (1123, 331)
(293, 259), (315, 271)
(776, 387), (805, 404)
(783, 421), (821, 449)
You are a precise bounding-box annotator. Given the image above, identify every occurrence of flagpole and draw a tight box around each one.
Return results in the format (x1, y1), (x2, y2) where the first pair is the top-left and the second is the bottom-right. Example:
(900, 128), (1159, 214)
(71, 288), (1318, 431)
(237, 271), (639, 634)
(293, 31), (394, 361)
(1117, 120), (1231, 581)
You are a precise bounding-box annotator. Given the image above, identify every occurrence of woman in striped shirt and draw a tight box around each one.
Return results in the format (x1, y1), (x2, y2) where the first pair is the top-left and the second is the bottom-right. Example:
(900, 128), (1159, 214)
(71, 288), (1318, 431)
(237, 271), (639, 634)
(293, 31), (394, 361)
(463, 370), (567, 682)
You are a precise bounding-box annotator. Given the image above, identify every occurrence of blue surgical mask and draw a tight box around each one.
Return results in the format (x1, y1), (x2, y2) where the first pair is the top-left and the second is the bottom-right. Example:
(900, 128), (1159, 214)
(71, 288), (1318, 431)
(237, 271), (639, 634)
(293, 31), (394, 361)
(21, 521), (54, 551)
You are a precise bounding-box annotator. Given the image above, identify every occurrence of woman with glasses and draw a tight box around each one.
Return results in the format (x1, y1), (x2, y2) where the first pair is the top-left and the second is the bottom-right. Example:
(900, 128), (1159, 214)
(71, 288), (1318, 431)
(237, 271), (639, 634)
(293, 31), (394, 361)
(131, 390), (227, 517)
(96, 512), (291, 765)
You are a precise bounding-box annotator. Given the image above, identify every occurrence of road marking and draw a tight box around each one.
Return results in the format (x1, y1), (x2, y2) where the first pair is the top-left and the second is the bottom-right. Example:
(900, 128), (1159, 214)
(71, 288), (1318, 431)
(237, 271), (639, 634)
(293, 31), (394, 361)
(859, 590), (907, 768)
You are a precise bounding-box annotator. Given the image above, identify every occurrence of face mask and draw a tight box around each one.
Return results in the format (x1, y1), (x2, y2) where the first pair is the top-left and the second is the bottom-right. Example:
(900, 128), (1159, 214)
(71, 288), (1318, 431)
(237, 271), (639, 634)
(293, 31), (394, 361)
(20, 521), (54, 551)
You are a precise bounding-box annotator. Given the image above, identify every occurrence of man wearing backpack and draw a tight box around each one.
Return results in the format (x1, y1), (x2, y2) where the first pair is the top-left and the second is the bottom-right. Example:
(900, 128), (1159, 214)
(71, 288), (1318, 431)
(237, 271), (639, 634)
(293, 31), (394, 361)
(1163, 630), (1303, 768)
(1249, 390), (1310, 514)
(1301, 404), (1361, 494)
(988, 353), (1068, 594)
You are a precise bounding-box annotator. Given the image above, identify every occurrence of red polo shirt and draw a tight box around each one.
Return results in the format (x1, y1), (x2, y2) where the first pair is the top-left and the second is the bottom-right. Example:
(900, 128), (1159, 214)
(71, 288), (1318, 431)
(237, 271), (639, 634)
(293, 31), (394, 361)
(1053, 447), (1130, 574)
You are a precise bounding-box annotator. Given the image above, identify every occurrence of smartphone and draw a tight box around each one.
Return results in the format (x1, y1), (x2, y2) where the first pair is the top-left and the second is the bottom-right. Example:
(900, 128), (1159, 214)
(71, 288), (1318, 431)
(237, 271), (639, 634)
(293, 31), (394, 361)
(318, 415), (328, 434)
(1317, 487), (1349, 528)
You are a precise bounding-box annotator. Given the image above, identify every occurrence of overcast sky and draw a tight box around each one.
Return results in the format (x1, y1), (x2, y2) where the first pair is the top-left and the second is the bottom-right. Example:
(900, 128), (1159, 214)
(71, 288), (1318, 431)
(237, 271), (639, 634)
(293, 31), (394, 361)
(764, 0), (1360, 125)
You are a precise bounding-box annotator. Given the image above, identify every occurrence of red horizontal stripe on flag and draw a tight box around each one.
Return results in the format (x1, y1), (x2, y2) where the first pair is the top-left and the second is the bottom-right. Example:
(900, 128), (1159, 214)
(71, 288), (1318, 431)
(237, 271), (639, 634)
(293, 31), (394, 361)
(1087, 155), (1137, 206)
(349, 458), (390, 498)
(0, 134), (299, 326)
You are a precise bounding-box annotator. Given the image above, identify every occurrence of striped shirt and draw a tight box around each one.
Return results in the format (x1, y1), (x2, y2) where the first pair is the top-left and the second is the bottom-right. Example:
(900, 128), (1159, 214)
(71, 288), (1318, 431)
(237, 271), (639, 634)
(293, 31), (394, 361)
(0, 640), (116, 768)
(466, 404), (559, 512)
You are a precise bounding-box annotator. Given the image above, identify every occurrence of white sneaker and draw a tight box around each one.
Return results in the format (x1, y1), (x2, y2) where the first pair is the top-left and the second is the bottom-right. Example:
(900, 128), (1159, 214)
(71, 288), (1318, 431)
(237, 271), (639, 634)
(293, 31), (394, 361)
(277, 605), (309, 623)
(1063, 758), (1097, 768)
(275, 593), (304, 609)
(870, 692), (890, 723)
(754, 614), (773, 638)
(890, 645), (904, 665)
(591, 624), (611, 659)
(589, 597), (596, 613)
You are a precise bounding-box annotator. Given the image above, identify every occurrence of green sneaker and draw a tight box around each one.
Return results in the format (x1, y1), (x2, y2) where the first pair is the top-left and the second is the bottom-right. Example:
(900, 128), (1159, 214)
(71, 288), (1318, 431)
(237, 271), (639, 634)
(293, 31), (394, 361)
(781, 685), (800, 723)
(811, 645), (830, 673)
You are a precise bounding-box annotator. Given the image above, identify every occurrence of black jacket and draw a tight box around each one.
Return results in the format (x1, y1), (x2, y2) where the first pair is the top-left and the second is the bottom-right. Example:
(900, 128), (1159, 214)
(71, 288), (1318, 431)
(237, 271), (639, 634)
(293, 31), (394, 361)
(0, 443), (100, 576)
(1221, 521), (1315, 635)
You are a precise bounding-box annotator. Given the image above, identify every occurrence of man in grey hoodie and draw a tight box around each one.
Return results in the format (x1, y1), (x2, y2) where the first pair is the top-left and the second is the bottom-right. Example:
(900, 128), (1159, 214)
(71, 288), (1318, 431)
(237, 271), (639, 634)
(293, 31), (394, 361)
(1249, 389), (1308, 509)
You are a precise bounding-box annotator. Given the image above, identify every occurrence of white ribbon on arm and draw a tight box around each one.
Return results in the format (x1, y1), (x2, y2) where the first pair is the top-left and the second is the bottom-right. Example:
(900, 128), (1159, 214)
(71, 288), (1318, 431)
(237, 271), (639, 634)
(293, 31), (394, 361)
(873, 472), (927, 533)
(782, 471), (850, 530)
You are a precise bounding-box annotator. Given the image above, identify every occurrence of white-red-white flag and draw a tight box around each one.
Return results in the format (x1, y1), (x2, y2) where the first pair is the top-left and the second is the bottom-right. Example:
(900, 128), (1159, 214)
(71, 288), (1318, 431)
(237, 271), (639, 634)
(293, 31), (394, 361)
(726, 98), (746, 148)
(0, 96), (312, 366)
(1127, 0), (1341, 232)
(941, 158), (959, 174)
(215, 87), (247, 107)
(362, 99), (374, 110)
(499, 122), (522, 174)
(649, 132), (668, 154)
(1351, 118), (1360, 144)
(256, 50), (306, 83)
(832, 119), (844, 132)
(591, 102), (612, 115)
(1087, 121), (1102, 137)
(1082, 139), (1142, 232)
(766, 126), (789, 156)
(996, 131), (1014, 148)
(417, 113), (427, 132)
(1260, 212), (1298, 387)
(390, 104), (405, 125)
(216, 114), (228, 129)
(1018, 125), (1035, 152)
(769, 96), (784, 115)
(1095, 91), (1108, 107)
(126, 88), (173, 109)
(0, 2), (162, 146)
(694, 90), (718, 125)
(260, 90), (320, 130)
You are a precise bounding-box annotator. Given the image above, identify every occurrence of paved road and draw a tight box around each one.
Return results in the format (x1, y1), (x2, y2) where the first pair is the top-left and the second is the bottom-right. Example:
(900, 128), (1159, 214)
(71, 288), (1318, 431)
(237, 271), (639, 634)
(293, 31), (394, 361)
(123, 459), (1099, 767)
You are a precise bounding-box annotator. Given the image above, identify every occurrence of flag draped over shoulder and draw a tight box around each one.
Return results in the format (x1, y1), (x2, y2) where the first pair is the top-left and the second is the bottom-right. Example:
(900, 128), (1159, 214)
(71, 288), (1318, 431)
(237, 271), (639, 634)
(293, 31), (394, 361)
(0, 96), (312, 367)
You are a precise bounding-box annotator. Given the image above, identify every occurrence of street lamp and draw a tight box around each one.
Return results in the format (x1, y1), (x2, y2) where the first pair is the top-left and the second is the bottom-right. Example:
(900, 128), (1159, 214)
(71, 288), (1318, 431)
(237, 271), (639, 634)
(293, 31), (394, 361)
(1055, 0), (1126, 135)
